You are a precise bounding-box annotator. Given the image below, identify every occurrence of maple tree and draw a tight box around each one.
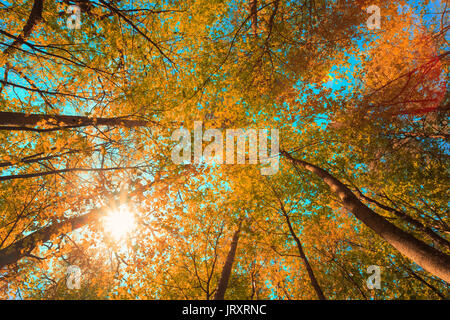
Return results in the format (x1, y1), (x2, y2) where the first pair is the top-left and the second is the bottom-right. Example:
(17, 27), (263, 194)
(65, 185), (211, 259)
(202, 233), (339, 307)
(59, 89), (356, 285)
(0, 0), (448, 300)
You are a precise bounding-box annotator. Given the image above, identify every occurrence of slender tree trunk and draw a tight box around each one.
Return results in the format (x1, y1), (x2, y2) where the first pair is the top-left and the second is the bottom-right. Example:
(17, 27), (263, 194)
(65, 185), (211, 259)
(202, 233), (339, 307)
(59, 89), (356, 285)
(282, 150), (450, 283)
(3, 0), (43, 56)
(214, 222), (242, 300)
(0, 112), (150, 131)
(249, 0), (258, 38)
(283, 210), (326, 300)
(354, 187), (450, 251)
(0, 210), (102, 268)
(404, 266), (447, 299)
(0, 165), (148, 182)
(1, 0), (44, 96)
(267, 179), (326, 299)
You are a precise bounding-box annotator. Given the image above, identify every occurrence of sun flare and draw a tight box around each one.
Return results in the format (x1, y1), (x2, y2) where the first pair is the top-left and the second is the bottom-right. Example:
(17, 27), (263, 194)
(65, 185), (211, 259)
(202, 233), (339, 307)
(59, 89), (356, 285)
(104, 204), (135, 240)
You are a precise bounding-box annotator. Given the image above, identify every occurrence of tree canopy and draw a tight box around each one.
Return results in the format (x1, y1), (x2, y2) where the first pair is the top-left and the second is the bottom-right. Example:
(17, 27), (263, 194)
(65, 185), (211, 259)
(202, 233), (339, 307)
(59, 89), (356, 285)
(0, 0), (448, 299)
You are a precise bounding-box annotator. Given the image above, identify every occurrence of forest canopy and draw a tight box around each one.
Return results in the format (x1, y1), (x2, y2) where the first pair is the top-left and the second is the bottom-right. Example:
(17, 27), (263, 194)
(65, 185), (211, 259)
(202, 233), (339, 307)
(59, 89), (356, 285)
(0, 0), (449, 300)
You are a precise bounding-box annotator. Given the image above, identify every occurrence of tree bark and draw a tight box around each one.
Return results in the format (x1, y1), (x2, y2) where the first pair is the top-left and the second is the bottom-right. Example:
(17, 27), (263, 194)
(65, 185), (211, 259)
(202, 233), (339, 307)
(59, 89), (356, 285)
(282, 207), (326, 300)
(282, 150), (450, 283)
(0, 112), (150, 131)
(249, 0), (258, 38)
(3, 0), (43, 56)
(0, 210), (102, 269)
(0, 165), (149, 182)
(214, 222), (242, 300)
(353, 187), (450, 251)
(404, 266), (447, 299)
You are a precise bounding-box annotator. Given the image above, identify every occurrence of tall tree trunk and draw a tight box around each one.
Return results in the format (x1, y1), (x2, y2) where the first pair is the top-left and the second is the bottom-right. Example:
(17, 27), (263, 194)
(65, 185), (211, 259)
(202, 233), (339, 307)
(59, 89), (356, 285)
(0, 112), (150, 131)
(282, 150), (450, 283)
(282, 207), (326, 300)
(214, 222), (242, 300)
(353, 187), (450, 251)
(3, 0), (43, 56)
(249, 0), (258, 38)
(404, 266), (447, 299)
(0, 210), (101, 269)
(268, 180), (326, 299)
(0, 165), (146, 182)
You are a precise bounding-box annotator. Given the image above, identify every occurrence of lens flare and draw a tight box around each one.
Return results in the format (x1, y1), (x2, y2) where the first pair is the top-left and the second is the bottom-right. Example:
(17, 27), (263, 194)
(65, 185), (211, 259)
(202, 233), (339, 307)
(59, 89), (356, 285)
(104, 204), (135, 240)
